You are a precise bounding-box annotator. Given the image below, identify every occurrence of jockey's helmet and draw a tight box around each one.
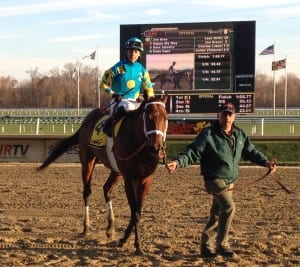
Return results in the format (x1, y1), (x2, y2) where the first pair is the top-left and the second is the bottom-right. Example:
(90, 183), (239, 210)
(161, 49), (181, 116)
(124, 37), (144, 52)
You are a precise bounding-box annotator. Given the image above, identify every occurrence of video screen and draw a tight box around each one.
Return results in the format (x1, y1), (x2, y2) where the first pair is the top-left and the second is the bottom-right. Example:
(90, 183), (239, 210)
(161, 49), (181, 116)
(120, 21), (256, 113)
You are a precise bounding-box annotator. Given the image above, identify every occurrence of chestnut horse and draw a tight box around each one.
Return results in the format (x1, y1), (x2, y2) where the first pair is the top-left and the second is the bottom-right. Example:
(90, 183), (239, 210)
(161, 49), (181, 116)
(37, 94), (168, 254)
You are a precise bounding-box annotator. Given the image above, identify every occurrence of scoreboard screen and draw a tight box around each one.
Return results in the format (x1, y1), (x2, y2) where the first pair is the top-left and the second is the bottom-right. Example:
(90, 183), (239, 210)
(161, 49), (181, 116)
(120, 21), (256, 114)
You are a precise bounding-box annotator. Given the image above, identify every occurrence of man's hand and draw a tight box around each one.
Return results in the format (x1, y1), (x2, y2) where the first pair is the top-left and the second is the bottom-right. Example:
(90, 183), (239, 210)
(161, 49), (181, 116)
(166, 161), (178, 173)
(266, 160), (277, 174)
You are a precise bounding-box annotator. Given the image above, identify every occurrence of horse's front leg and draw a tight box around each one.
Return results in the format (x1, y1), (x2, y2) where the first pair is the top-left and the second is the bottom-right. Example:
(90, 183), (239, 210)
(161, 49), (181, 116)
(133, 211), (143, 255)
(134, 176), (153, 255)
(118, 179), (135, 248)
(103, 171), (122, 238)
(120, 176), (153, 255)
(118, 217), (135, 248)
(118, 211), (142, 254)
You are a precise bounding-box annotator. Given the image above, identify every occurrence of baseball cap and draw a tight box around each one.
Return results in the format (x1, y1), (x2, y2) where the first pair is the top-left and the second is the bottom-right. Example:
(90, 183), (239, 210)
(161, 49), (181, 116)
(219, 102), (236, 113)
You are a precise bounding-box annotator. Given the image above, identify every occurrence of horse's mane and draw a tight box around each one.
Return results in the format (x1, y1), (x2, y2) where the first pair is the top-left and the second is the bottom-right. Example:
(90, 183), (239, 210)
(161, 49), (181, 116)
(126, 95), (157, 119)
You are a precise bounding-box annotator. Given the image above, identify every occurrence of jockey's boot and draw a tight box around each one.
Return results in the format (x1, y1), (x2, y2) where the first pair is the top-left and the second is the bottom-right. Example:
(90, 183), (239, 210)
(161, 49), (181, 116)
(114, 106), (126, 122)
(102, 116), (113, 137)
(103, 107), (126, 137)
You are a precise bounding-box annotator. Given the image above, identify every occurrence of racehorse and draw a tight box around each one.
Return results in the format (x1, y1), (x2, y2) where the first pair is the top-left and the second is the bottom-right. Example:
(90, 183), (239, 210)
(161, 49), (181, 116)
(37, 93), (169, 255)
(153, 70), (192, 90)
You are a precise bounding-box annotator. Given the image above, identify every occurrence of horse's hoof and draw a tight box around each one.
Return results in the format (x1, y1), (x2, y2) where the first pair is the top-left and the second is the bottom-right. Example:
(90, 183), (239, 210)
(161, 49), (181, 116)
(117, 238), (124, 247)
(82, 229), (91, 236)
(106, 227), (115, 238)
(135, 248), (144, 255)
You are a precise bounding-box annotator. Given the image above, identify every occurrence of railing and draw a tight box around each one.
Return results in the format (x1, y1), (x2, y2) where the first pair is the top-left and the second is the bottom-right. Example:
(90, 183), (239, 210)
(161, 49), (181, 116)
(0, 116), (83, 135)
(0, 114), (299, 136)
(168, 114), (300, 136)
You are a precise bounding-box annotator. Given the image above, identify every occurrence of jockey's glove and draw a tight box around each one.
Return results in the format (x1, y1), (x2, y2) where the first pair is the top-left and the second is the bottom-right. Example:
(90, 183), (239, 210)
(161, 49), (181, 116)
(105, 88), (111, 94)
(112, 94), (122, 102)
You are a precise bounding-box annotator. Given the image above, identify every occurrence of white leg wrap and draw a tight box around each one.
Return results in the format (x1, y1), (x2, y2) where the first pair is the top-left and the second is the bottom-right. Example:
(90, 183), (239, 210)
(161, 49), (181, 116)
(105, 201), (114, 220)
(85, 206), (90, 226)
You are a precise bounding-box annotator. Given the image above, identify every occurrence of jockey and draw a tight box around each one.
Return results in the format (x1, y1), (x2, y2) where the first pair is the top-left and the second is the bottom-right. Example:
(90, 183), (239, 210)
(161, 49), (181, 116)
(168, 61), (177, 83)
(100, 37), (154, 137)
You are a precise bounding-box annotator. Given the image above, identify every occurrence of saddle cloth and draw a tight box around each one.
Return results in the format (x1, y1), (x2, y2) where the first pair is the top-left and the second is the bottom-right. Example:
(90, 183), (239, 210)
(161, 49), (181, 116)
(89, 116), (125, 173)
(89, 115), (125, 148)
(88, 115), (108, 148)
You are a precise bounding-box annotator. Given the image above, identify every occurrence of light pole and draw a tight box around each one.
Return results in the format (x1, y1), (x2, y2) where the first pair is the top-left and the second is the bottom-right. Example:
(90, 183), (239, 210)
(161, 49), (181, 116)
(77, 60), (80, 116)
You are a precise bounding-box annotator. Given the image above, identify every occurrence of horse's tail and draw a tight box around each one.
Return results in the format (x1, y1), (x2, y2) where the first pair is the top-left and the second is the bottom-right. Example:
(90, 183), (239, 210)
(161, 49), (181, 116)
(37, 130), (80, 171)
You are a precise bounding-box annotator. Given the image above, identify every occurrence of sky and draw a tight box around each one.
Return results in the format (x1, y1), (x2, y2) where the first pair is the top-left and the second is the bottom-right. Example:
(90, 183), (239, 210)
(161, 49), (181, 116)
(0, 0), (299, 81)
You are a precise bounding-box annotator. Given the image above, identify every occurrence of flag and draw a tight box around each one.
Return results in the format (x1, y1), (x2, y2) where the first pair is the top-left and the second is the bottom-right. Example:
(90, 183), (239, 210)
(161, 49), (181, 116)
(83, 50), (96, 60)
(259, 45), (274, 55)
(272, 58), (286, 71)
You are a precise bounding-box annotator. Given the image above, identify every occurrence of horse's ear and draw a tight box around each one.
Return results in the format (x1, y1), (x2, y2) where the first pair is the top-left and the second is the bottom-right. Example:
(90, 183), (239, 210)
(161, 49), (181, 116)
(161, 91), (168, 104)
(143, 90), (155, 102)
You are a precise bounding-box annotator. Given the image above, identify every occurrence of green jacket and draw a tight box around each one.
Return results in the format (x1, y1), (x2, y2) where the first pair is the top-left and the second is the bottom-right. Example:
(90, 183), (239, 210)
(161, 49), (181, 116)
(175, 121), (269, 184)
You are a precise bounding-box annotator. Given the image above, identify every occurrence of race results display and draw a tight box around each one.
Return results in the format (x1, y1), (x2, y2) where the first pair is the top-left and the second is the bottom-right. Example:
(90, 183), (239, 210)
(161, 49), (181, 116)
(120, 21), (256, 113)
(167, 93), (254, 114)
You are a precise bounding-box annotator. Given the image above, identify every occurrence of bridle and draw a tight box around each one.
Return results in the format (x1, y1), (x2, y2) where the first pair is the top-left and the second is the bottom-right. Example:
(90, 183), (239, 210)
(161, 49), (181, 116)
(117, 101), (168, 161)
(143, 102), (168, 141)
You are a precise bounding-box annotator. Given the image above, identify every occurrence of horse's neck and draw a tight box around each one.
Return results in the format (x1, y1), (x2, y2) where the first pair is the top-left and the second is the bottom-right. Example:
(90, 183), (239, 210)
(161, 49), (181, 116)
(120, 112), (145, 144)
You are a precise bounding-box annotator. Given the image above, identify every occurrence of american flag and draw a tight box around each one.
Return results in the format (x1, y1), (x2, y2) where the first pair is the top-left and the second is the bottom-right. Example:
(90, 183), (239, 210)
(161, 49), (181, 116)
(83, 50), (96, 60)
(259, 45), (274, 55)
(272, 59), (286, 71)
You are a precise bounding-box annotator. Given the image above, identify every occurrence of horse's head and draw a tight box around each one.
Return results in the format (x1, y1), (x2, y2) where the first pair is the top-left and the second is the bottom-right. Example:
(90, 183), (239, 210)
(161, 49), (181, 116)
(143, 94), (168, 158)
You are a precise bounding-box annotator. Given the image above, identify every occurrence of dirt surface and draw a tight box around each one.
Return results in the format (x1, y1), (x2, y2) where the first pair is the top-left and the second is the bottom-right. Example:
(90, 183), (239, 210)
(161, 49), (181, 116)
(0, 163), (299, 266)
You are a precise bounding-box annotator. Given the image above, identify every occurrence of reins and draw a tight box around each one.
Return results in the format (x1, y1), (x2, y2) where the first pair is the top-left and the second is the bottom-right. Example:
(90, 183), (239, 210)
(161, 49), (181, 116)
(117, 142), (146, 161)
(210, 168), (272, 195)
(210, 169), (291, 195)
(165, 163), (291, 195)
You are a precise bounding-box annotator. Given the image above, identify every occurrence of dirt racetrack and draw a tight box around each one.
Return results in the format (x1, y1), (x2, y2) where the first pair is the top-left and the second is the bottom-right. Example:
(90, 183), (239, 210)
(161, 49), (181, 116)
(0, 163), (299, 267)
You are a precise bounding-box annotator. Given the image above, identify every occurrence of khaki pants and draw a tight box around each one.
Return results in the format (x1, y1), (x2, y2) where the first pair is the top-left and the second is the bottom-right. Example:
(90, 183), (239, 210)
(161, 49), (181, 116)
(200, 178), (236, 249)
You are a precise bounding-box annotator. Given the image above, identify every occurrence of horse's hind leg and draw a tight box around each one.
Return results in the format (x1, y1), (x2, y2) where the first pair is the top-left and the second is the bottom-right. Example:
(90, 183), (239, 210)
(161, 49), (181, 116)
(82, 158), (97, 235)
(173, 81), (182, 90)
(103, 170), (122, 238)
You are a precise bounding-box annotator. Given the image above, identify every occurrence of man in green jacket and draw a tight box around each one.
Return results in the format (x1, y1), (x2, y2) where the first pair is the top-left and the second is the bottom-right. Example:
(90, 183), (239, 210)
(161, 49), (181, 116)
(166, 102), (276, 258)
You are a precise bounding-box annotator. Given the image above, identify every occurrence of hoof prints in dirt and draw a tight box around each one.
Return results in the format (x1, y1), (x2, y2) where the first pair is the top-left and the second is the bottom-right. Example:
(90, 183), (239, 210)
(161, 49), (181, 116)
(0, 164), (299, 266)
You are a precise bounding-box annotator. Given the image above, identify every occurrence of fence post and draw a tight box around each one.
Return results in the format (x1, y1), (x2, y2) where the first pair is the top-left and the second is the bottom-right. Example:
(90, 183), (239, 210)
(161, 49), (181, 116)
(36, 118), (40, 135)
(290, 122), (295, 134)
(261, 118), (264, 136)
(251, 120), (256, 135)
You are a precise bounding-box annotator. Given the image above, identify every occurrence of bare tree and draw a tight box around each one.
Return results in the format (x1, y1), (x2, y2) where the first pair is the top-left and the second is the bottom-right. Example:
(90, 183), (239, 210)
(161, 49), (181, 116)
(1, 63), (299, 109)
(0, 76), (18, 108)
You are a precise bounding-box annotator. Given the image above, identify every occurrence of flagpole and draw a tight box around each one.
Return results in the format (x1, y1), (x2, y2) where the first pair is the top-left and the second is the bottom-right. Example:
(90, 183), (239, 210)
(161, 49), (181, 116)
(272, 42), (276, 116)
(284, 55), (287, 116)
(259, 43), (276, 115)
(97, 45), (100, 108)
